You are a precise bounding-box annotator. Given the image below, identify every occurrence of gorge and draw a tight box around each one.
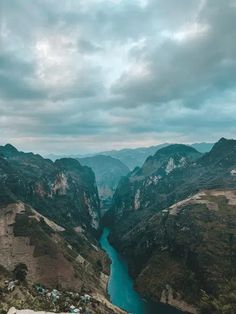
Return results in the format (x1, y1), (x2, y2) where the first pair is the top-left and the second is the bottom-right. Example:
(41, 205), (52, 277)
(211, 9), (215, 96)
(99, 227), (182, 314)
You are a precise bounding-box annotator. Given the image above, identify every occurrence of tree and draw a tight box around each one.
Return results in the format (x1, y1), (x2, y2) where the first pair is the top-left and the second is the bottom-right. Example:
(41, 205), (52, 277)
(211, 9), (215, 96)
(13, 263), (28, 282)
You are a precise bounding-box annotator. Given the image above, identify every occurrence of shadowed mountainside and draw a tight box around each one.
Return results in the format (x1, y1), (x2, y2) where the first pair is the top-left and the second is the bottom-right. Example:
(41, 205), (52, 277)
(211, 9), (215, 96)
(107, 138), (236, 313)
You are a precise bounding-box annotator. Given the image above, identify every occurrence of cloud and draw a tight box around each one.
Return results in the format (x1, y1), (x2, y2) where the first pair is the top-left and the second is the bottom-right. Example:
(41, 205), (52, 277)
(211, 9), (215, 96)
(0, 0), (236, 154)
(112, 0), (236, 107)
(0, 52), (47, 100)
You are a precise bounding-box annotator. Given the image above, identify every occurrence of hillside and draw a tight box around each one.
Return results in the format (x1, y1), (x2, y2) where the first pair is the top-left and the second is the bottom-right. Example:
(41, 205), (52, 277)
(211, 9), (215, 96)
(0, 144), (125, 313)
(0, 201), (126, 313)
(110, 190), (236, 313)
(0, 202), (108, 291)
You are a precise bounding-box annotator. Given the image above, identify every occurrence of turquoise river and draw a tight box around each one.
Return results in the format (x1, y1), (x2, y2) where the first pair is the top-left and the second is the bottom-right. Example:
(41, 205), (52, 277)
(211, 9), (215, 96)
(99, 228), (182, 314)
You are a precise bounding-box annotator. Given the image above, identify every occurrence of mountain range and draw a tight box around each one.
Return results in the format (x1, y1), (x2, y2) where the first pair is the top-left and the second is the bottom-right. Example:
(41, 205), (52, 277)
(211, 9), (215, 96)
(45, 143), (214, 217)
(46, 142), (214, 171)
(98, 142), (214, 170)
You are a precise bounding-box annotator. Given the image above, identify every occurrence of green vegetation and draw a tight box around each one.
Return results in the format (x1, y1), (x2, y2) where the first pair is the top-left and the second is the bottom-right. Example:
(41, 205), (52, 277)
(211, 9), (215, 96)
(111, 192), (236, 313)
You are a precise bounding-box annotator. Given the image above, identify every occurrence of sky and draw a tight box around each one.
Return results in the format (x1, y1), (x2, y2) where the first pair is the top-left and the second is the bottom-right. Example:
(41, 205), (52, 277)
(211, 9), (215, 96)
(0, 0), (236, 155)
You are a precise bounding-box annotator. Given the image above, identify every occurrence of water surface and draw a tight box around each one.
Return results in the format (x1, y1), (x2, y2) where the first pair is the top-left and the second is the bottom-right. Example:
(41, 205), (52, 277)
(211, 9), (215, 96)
(99, 228), (182, 314)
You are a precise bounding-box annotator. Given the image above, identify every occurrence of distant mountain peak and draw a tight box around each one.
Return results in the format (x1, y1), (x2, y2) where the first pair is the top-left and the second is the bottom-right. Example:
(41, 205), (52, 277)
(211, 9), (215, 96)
(188, 139), (236, 168)
(207, 137), (236, 155)
(0, 143), (19, 158)
(153, 143), (199, 158)
(4, 143), (18, 152)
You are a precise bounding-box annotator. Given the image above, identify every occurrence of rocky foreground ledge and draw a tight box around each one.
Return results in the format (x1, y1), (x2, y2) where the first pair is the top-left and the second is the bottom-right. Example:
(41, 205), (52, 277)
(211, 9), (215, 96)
(7, 296), (127, 314)
(8, 308), (67, 314)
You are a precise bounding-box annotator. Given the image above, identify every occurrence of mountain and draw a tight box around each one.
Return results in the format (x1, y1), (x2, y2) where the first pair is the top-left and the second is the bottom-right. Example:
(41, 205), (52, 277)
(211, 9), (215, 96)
(45, 142), (213, 171)
(109, 144), (201, 218)
(110, 139), (236, 221)
(98, 144), (170, 170)
(45, 144), (170, 169)
(78, 155), (129, 213)
(0, 144), (125, 313)
(0, 144), (100, 231)
(107, 138), (236, 313)
(96, 142), (213, 170)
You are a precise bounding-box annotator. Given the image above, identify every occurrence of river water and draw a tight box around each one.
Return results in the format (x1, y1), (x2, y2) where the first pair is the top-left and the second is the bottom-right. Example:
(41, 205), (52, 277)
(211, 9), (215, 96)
(99, 228), (182, 314)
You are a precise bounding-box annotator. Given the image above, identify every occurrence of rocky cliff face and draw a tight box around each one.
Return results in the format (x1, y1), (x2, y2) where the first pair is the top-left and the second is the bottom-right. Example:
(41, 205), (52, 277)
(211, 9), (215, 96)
(108, 138), (236, 313)
(110, 144), (201, 218)
(0, 144), (124, 313)
(0, 144), (100, 232)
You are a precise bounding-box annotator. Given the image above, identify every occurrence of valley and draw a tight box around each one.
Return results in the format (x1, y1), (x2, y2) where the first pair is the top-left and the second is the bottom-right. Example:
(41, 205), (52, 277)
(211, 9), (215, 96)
(0, 139), (236, 314)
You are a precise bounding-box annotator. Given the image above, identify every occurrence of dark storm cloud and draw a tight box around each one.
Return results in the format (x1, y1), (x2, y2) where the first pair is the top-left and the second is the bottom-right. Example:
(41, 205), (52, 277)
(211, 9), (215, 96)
(0, 53), (46, 100)
(112, 0), (236, 107)
(0, 0), (236, 154)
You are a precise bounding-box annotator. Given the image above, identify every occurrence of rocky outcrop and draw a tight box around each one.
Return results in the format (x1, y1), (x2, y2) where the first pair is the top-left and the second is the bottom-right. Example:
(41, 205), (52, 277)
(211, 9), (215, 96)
(7, 304), (127, 314)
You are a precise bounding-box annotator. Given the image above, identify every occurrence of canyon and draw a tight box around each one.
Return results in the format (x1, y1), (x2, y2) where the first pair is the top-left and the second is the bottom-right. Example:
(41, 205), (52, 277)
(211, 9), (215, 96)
(1, 139), (236, 313)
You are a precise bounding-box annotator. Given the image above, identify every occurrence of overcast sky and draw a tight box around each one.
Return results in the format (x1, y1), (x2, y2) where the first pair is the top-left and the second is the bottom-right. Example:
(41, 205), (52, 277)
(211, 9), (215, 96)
(0, 0), (236, 154)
